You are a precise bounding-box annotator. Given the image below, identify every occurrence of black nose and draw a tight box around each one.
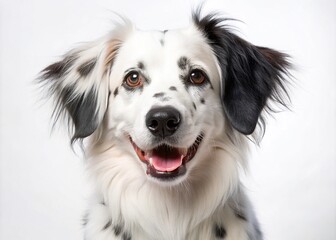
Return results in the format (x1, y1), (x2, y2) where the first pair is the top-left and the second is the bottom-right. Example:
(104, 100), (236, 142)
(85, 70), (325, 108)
(145, 107), (181, 138)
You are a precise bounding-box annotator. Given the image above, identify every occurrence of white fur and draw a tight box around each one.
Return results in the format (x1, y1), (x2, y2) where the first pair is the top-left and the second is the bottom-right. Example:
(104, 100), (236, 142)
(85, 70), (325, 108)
(84, 23), (257, 240)
(43, 19), (265, 240)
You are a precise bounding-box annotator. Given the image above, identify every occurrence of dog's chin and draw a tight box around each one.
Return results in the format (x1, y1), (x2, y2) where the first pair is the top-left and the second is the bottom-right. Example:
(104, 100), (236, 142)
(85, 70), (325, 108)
(129, 133), (204, 182)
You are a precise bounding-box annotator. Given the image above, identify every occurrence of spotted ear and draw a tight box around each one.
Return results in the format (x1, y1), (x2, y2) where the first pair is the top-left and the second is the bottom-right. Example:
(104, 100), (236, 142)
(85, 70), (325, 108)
(40, 38), (120, 142)
(193, 13), (291, 135)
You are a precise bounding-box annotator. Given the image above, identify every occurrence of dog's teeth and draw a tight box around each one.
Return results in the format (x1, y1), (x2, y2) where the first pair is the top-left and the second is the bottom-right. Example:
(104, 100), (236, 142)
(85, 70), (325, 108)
(180, 148), (188, 156)
(145, 150), (153, 159)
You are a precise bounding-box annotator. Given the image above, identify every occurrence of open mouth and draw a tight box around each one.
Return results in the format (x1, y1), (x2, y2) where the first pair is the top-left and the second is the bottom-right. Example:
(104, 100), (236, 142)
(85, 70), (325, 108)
(130, 134), (204, 180)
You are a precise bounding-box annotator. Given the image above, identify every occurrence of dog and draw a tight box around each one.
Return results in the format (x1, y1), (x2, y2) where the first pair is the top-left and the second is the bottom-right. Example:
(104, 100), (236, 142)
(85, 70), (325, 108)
(40, 10), (290, 240)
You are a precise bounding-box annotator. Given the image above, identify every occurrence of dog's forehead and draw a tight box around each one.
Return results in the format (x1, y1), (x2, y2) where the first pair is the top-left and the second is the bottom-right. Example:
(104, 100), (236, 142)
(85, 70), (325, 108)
(111, 25), (220, 88)
(122, 26), (208, 59)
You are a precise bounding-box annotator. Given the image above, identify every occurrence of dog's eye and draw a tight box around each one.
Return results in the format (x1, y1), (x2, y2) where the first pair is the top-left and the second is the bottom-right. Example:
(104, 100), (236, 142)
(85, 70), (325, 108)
(190, 70), (206, 85)
(125, 71), (143, 88)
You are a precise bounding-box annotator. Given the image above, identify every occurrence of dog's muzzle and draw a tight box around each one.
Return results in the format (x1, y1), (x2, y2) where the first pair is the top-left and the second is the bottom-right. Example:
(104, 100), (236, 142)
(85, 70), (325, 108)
(129, 107), (204, 181)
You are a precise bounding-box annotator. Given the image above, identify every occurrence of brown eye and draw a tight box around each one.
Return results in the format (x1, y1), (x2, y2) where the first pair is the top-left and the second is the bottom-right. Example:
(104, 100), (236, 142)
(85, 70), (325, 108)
(125, 71), (143, 88)
(190, 70), (206, 84)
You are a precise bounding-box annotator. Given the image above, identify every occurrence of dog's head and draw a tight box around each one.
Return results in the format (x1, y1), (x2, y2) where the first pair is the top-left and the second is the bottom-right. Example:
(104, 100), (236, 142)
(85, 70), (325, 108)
(40, 12), (290, 185)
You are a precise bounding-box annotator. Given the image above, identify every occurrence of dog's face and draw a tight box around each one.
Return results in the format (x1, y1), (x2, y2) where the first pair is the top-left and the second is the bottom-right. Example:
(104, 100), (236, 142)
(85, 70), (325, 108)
(41, 13), (290, 185)
(106, 26), (224, 182)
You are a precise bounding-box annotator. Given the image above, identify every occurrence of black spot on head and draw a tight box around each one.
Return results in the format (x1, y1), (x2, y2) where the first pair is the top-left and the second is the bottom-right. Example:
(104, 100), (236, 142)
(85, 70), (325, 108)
(161, 97), (171, 102)
(153, 92), (171, 102)
(137, 62), (145, 70)
(78, 58), (97, 77)
(163, 29), (168, 34)
(153, 92), (165, 98)
(214, 224), (226, 238)
(177, 56), (189, 70)
(193, 102), (197, 110)
(122, 232), (132, 240)
(102, 219), (112, 230)
(200, 98), (205, 104)
(113, 87), (119, 97)
(179, 74), (188, 86)
(114, 225), (122, 236)
(190, 110), (194, 118)
(169, 86), (177, 91)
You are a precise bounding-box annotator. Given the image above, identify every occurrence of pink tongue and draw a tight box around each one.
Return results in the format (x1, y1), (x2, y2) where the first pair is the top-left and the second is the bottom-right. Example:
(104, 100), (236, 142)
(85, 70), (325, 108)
(150, 155), (183, 172)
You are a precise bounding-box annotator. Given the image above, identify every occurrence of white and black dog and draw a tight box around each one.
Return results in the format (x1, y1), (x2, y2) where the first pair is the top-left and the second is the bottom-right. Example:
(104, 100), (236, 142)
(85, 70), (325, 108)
(40, 10), (290, 240)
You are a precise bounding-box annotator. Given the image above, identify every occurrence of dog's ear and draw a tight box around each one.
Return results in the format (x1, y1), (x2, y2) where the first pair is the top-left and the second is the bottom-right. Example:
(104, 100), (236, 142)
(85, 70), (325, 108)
(40, 38), (121, 142)
(221, 37), (290, 135)
(193, 13), (291, 135)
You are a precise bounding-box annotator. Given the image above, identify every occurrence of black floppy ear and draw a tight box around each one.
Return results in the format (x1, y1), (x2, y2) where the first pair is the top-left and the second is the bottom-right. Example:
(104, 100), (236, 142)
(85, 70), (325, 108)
(40, 38), (120, 142)
(222, 39), (290, 134)
(193, 13), (291, 135)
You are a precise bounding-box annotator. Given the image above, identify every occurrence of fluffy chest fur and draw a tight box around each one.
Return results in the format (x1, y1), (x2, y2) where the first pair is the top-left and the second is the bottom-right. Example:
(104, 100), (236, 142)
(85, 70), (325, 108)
(40, 10), (290, 240)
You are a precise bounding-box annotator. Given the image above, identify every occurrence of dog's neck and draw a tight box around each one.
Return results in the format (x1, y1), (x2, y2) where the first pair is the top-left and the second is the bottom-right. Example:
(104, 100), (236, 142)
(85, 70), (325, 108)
(86, 140), (245, 239)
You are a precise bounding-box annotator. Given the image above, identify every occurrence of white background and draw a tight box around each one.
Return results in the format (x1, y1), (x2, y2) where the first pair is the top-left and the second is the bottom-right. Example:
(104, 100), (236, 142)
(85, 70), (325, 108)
(0, 0), (335, 239)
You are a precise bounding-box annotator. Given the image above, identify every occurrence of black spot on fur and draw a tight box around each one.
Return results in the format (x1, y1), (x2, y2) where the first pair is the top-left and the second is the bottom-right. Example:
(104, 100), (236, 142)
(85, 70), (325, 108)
(200, 98), (205, 104)
(193, 10), (291, 136)
(177, 56), (189, 70)
(114, 225), (122, 236)
(41, 55), (77, 79)
(163, 29), (168, 34)
(137, 62), (145, 70)
(179, 74), (188, 87)
(78, 58), (96, 77)
(122, 232), (132, 240)
(113, 87), (119, 97)
(102, 219), (112, 230)
(169, 86), (177, 91)
(193, 102), (197, 110)
(153, 92), (165, 98)
(214, 224), (226, 238)
(160, 97), (171, 102)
